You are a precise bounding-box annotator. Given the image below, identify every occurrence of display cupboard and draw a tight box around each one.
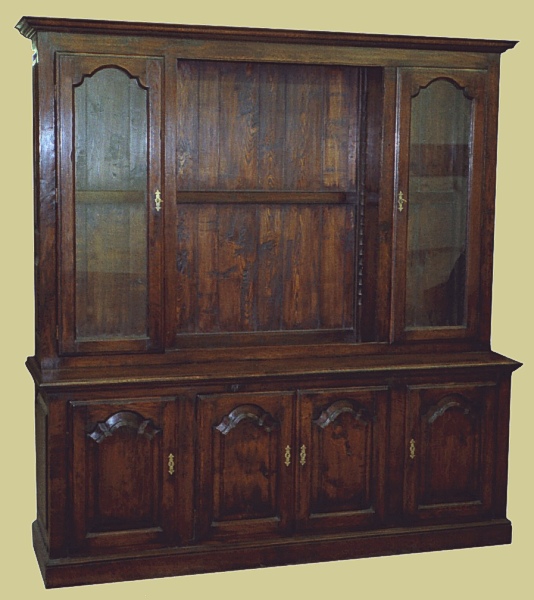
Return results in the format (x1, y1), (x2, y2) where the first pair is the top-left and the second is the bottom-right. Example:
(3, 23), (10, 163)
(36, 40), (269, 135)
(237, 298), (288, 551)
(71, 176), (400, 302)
(16, 16), (520, 588)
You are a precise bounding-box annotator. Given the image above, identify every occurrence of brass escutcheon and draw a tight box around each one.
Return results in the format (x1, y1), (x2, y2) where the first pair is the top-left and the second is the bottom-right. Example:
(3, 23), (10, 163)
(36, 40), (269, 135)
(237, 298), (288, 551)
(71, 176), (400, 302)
(398, 190), (407, 212)
(299, 444), (307, 466)
(155, 189), (163, 212)
(284, 445), (291, 467)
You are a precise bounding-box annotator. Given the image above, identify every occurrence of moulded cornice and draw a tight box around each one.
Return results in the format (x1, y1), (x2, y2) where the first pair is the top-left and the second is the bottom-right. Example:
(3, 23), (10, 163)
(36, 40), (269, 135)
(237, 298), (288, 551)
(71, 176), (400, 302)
(16, 16), (518, 54)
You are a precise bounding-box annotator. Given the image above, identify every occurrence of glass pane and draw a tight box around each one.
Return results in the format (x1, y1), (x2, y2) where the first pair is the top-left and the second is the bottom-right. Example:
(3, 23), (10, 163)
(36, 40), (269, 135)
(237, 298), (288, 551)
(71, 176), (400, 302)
(75, 68), (148, 340)
(406, 79), (471, 328)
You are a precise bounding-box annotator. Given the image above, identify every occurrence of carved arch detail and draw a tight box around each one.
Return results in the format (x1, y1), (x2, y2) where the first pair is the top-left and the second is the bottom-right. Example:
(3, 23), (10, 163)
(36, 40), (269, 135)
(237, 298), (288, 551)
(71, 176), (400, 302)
(72, 63), (150, 90)
(424, 393), (480, 424)
(215, 404), (278, 436)
(410, 76), (476, 100)
(88, 410), (161, 444)
(313, 399), (372, 429)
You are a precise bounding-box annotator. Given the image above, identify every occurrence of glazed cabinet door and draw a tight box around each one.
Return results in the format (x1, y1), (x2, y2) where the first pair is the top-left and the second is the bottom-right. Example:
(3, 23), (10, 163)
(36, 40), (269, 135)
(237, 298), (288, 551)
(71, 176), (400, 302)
(296, 388), (389, 532)
(57, 54), (164, 354)
(196, 392), (293, 540)
(404, 382), (497, 522)
(394, 68), (487, 341)
(70, 397), (177, 552)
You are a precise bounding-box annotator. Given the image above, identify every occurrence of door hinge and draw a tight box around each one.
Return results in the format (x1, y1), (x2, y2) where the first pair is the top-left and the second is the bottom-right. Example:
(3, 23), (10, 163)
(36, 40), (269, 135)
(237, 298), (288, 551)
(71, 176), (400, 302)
(56, 325), (59, 341)
(398, 190), (408, 212)
(32, 42), (38, 66)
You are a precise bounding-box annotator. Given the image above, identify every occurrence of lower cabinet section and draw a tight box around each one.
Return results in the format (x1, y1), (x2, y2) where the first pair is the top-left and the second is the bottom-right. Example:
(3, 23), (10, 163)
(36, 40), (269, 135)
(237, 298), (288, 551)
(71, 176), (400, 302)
(33, 367), (514, 587)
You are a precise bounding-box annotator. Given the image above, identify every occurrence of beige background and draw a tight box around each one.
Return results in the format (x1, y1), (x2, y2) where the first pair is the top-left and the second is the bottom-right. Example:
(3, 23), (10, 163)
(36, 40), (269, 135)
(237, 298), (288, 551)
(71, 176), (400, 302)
(1, 1), (532, 597)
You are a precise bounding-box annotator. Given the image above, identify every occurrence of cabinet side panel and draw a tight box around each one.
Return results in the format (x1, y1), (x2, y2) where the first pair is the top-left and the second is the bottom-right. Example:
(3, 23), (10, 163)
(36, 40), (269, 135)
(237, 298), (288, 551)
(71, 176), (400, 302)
(35, 394), (49, 538)
(479, 59), (501, 344)
(494, 376), (512, 517)
(34, 35), (58, 364)
(48, 397), (69, 557)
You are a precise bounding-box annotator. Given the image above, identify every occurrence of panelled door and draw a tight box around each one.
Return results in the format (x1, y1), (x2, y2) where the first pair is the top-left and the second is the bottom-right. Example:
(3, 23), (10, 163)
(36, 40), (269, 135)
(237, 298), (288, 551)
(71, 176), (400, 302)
(57, 54), (164, 354)
(394, 68), (487, 341)
(404, 382), (497, 522)
(196, 392), (294, 540)
(296, 387), (389, 532)
(70, 397), (178, 552)
(196, 387), (390, 540)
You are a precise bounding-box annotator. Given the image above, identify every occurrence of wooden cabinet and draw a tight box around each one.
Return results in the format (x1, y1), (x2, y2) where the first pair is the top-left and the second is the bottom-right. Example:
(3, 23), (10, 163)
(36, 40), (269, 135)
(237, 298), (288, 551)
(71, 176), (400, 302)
(17, 16), (520, 588)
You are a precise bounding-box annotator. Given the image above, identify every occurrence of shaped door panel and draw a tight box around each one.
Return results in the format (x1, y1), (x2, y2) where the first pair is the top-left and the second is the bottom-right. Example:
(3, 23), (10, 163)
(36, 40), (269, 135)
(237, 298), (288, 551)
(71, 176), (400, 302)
(70, 397), (177, 552)
(197, 392), (293, 540)
(404, 382), (497, 521)
(297, 387), (389, 532)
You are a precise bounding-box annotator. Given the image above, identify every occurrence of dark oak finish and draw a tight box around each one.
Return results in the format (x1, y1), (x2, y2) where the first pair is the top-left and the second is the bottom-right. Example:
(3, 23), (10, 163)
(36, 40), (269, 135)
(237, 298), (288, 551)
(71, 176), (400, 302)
(57, 53), (164, 355)
(174, 202), (356, 336)
(403, 382), (497, 522)
(17, 15), (519, 588)
(197, 392), (293, 540)
(70, 398), (177, 552)
(297, 387), (389, 532)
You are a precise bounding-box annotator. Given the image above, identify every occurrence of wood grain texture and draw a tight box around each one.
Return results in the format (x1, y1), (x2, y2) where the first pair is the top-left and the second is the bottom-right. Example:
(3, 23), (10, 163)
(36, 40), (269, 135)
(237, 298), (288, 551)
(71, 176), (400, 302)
(197, 392), (293, 540)
(175, 61), (359, 193)
(404, 382), (496, 521)
(174, 204), (356, 336)
(70, 397), (177, 552)
(32, 517), (513, 588)
(35, 395), (49, 539)
(297, 387), (389, 533)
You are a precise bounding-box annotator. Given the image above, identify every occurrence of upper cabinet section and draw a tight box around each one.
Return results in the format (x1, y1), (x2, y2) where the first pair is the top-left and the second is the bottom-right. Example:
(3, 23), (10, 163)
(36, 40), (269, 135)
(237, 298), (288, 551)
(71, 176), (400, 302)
(57, 55), (164, 354)
(16, 17), (516, 364)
